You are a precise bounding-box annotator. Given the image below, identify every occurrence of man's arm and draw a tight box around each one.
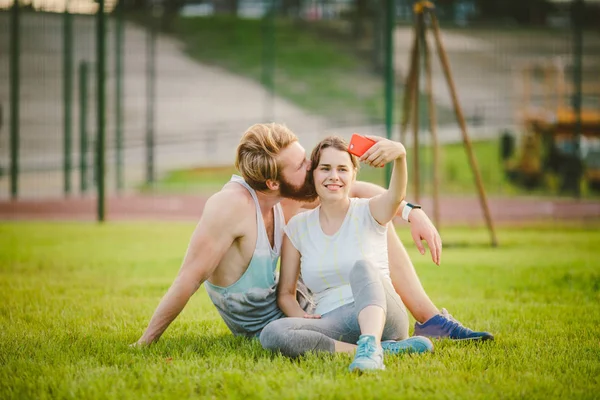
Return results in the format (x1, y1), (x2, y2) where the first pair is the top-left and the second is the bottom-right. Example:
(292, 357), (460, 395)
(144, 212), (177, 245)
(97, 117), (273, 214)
(134, 193), (241, 345)
(351, 180), (442, 265)
(280, 198), (318, 223)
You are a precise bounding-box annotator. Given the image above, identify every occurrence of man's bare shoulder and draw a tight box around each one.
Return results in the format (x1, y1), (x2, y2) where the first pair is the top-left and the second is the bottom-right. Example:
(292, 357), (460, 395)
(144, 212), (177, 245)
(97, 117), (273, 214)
(202, 182), (254, 224)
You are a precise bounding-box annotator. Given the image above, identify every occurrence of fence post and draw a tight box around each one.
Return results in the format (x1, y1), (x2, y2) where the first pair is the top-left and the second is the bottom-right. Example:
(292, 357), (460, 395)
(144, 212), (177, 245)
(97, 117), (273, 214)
(384, 0), (395, 186)
(262, 0), (276, 122)
(115, 0), (124, 193)
(145, 8), (157, 185)
(64, 3), (73, 196)
(97, 0), (106, 222)
(571, 0), (584, 197)
(79, 61), (88, 194)
(10, 0), (20, 200)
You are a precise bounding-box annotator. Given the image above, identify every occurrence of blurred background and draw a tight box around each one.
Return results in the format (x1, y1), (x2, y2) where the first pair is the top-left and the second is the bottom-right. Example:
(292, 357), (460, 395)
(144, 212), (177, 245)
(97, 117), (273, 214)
(0, 0), (599, 210)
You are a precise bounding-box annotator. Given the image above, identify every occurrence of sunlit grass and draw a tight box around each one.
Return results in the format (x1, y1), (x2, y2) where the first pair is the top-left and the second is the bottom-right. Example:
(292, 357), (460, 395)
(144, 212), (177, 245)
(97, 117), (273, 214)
(1, 222), (599, 399)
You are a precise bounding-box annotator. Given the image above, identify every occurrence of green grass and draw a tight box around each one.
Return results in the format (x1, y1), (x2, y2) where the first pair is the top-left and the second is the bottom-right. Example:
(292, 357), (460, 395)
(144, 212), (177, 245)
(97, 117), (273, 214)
(1, 222), (599, 399)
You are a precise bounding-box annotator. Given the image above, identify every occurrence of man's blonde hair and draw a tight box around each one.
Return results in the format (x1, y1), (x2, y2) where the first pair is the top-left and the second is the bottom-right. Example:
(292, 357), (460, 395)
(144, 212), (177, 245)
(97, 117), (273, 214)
(235, 123), (298, 191)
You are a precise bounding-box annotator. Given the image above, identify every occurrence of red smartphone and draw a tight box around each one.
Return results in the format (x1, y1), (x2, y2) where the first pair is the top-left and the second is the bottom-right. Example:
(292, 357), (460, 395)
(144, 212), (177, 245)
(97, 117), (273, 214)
(348, 133), (376, 157)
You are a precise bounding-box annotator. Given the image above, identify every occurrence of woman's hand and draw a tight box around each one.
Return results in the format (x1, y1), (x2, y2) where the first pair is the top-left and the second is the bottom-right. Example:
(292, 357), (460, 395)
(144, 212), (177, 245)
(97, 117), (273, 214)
(303, 313), (321, 319)
(360, 136), (406, 168)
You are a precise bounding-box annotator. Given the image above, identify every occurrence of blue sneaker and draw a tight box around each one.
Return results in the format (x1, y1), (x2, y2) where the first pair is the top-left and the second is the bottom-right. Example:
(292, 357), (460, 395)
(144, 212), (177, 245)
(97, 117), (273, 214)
(349, 335), (385, 372)
(381, 336), (434, 355)
(414, 309), (494, 341)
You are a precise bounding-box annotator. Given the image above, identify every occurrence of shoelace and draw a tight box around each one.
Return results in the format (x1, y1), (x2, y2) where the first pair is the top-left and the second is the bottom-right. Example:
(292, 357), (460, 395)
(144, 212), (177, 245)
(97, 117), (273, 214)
(355, 338), (377, 358)
(440, 308), (473, 337)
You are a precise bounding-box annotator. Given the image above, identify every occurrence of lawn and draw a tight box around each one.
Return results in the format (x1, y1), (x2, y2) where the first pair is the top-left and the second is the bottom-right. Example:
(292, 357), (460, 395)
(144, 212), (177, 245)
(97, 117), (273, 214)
(1, 222), (599, 399)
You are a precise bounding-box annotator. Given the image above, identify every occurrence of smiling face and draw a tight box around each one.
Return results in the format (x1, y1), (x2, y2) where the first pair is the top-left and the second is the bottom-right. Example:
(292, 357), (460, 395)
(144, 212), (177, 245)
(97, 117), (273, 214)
(309, 137), (359, 202)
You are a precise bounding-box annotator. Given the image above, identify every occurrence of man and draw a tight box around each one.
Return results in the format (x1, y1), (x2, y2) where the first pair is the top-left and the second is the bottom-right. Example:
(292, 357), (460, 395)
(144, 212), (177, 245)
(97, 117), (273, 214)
(134, 123), (492, 346)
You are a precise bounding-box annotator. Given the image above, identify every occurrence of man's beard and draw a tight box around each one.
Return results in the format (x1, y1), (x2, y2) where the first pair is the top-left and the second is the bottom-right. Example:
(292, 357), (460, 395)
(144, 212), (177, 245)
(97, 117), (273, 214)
(279, 175), (318, 203)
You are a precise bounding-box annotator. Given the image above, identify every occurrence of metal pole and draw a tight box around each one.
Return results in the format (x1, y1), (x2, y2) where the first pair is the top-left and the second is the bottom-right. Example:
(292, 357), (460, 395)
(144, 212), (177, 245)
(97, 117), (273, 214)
(97, 0), (106, 222)
(423, 25), (440, 228)
(262, 0), (276, 122)
(399, 23), (420, 146)
(572, 0), (584, 197)
(146, 12), (156, 185)
(429, 11), (498, 246)
(115, 0), (125, 193)
(411, 14), (422, 202)
(79, 61), (88, 193)
(384, 0), (394, 186)
(9, 0), (20, 200)
(63, 3), (73, 196)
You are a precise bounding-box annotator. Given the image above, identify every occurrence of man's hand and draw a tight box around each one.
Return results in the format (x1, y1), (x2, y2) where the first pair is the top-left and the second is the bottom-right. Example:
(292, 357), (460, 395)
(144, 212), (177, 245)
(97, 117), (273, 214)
(349, 180), (442, 264)
(408, 208), (442, 265)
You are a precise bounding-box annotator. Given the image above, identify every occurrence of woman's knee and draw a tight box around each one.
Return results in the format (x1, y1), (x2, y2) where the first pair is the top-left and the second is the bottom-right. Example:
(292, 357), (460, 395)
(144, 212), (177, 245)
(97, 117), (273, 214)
(350, 260), (387, 315)
(349, 260), (377, 284)
(259, 319), (291, 352)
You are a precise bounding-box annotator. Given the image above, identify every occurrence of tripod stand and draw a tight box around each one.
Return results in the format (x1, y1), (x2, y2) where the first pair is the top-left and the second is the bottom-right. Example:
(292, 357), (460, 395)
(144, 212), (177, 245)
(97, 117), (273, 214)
(400, 1), (498, 247)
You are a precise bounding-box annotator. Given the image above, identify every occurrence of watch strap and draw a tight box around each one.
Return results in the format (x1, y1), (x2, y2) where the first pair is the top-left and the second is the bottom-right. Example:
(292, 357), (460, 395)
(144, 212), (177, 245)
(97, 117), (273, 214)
(402, 202), (422, 222)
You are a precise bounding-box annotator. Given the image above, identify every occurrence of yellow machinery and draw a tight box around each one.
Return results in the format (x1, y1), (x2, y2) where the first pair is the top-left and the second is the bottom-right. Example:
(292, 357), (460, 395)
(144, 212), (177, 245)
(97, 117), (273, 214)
(504, 58), (600, 191)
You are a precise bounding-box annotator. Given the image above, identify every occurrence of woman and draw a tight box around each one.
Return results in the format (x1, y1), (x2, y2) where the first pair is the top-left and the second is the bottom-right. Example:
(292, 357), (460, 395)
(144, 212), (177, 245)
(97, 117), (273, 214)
(259, 135), (433, 372)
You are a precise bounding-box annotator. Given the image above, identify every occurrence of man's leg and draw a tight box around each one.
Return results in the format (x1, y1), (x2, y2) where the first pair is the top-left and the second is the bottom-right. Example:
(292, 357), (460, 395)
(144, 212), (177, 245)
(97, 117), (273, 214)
(386, 226), (439, 323)
(386, 226), (494, 341)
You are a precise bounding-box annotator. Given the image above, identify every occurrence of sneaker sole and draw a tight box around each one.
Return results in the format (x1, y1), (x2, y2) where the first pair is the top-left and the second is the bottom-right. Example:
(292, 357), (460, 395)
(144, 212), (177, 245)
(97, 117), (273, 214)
(421, 334), (494, 341)
(349, 364), (386, 373)
(382, 336), (434, 355)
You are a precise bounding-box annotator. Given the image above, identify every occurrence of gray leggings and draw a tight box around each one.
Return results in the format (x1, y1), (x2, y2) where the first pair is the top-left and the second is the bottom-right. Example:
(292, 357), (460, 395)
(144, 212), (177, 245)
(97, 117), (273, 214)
(259, 260), (409, 357)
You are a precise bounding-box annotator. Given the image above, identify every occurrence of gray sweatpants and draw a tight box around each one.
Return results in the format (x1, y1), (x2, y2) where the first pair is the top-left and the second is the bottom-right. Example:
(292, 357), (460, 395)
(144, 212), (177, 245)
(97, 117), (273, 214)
(259, 260), (409, 357)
